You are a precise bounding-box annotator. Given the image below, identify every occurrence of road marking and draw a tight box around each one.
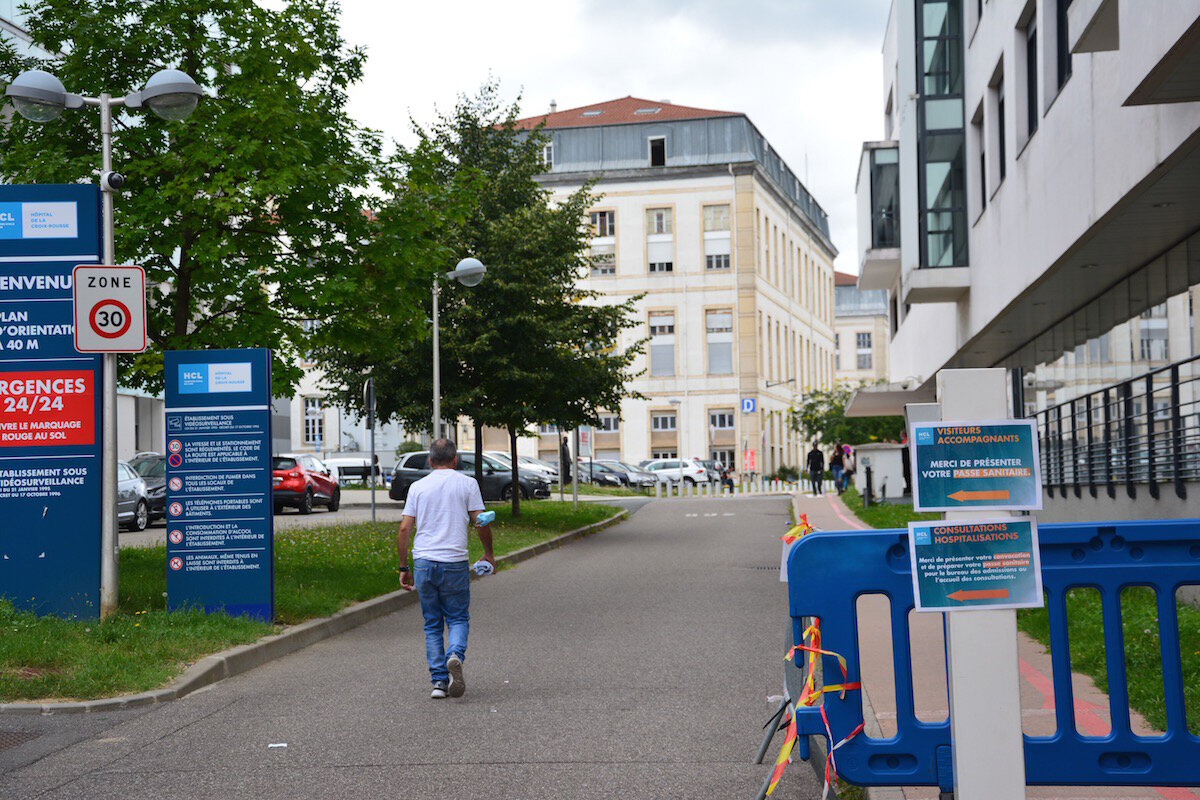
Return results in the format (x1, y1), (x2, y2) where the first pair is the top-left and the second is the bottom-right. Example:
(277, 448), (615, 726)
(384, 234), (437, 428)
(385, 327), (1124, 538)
(722, 512), (735, 517)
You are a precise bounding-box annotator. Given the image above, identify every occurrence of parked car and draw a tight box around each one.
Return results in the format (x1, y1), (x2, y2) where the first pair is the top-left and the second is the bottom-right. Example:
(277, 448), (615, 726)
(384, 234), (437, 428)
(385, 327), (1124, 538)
(117, 460), (151, 531)
(642, 457), (710, 485)
(575, 459), (625, 487)
(127, 451), (167, 522)
(695, 459), (723, 483)
(272, 453), (341, 514)
(324, 455), (384, 486)
(486, 451), (559, 484)
(597, 460), (658, 489)
(389, 451), (551, 502)
(518, 455), (561, 483)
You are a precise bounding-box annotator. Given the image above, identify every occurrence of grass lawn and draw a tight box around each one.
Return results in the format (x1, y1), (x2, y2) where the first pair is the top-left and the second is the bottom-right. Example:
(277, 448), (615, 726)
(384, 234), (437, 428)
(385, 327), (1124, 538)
(839, 485), (940, 529)
(553, 482), (644, 497)
(1017, 586), (1200, 734)
(0, 502), (621, 702)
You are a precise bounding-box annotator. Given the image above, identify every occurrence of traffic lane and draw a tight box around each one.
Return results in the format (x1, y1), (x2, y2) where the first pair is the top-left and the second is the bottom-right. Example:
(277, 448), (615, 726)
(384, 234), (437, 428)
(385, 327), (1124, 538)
(14, 496), (817, 800)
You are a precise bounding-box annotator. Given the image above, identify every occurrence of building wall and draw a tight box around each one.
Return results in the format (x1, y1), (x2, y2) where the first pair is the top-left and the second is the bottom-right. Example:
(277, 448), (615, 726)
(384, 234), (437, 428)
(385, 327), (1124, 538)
(835, 313), (889, 386)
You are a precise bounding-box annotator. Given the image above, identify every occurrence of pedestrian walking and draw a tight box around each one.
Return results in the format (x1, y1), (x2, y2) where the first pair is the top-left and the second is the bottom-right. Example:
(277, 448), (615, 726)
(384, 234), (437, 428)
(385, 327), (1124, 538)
(560, 435), (572, 485)
(806, 442), (825, 496)
(830, 444), (845, 495)
(397, 438), (495, 699)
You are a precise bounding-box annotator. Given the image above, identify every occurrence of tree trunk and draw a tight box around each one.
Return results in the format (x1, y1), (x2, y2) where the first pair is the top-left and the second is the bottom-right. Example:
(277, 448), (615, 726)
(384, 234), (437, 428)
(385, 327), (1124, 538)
(509, 426), (520, 517)
(474, 419), (484, 484)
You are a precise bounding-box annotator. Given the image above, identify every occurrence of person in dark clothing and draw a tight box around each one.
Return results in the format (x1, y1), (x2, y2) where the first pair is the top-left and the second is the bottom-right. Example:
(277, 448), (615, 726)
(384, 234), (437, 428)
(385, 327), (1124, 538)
(719, 465), (735, 492)
(559, 436), (572, 484)
(829, 444), (845, 495)
(806, 443), (825, 495)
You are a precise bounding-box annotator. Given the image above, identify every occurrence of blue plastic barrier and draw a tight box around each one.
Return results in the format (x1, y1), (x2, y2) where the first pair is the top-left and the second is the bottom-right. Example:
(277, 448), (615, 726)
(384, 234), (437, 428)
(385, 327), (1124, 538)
(786, 518), (1200, 791)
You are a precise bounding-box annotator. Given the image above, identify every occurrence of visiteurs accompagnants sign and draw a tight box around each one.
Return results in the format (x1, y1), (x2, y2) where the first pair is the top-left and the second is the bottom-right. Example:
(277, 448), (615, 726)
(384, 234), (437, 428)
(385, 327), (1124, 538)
(909, 419), (1042, 512)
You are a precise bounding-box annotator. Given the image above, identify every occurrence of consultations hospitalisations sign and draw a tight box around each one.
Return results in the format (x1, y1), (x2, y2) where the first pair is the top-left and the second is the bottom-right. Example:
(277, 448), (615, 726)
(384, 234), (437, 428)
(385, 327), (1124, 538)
(910, 419), (1042, 511)
(0, 185), (103, 618)
(908, 518), (1043, 612)
(164, 349), (274, 621)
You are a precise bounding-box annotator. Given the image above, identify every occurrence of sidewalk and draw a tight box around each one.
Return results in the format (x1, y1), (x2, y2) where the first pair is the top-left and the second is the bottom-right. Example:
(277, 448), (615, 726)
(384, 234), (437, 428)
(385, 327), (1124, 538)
(791, 490), (1200, 800)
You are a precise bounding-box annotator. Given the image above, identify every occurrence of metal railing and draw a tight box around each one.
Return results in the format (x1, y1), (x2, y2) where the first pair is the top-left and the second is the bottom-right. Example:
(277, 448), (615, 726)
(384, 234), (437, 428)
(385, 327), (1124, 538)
(1033, 354), (1200, 500)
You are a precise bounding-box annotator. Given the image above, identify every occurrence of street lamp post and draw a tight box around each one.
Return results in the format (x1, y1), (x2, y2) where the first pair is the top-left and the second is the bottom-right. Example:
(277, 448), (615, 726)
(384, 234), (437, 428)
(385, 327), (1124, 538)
(431, 257), (486, 441)
(6, 68), (202, 620)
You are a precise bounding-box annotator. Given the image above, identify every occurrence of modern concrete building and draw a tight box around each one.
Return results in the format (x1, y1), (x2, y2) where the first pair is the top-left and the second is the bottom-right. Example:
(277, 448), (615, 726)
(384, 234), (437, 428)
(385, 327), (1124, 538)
(853, 0), (1200, 519)
(834, 270), (889, 385)
(515, 96), (838, 476)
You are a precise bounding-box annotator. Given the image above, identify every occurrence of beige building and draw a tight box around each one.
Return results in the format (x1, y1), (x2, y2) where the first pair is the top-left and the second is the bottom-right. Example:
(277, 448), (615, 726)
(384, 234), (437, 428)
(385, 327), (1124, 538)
(515, 97), (838, 476)
(834, 271), (889, 385)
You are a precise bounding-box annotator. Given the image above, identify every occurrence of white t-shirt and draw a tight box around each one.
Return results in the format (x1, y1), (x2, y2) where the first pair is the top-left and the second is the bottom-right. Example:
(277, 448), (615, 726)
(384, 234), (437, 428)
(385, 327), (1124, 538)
(402, 468), (486, 562)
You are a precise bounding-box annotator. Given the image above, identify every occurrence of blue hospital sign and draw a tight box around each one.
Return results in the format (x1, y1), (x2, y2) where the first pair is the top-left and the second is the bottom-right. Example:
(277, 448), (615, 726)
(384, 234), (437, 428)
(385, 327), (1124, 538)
(164, 349), (274, 621)
(910, 419), (1042, 511)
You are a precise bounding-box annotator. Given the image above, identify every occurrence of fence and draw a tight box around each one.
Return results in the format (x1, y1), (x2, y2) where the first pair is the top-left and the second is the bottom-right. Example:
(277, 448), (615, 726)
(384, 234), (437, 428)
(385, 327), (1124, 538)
(1033, 354), (1200, 500)
(785, 518), (1200, 790)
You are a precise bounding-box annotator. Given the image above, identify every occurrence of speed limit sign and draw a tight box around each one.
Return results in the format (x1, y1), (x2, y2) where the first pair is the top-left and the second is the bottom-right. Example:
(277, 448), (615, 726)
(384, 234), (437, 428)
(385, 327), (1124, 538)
(73, 265), (147, 353)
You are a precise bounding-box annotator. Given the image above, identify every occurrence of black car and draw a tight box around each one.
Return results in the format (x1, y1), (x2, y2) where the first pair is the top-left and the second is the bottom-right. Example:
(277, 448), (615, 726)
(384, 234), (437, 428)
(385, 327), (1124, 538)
(127, 451), (167, 522)
(389, 451), (551, 502)
(575, 460), (625, 487)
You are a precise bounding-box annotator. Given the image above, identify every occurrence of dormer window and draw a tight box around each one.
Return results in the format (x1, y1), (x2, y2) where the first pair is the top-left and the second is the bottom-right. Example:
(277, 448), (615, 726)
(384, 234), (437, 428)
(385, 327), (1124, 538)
(649, 136), (666, 167)
(635, 107), (661, 115)
(582, 109), (603, 117)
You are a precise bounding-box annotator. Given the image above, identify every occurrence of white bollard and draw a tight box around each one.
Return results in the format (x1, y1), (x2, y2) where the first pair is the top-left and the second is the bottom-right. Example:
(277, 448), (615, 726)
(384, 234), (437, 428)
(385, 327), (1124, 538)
(656, 482), (662, 499)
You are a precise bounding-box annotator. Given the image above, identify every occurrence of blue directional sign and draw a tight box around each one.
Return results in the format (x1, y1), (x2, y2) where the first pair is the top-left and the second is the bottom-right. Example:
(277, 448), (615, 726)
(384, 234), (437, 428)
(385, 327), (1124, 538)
(0, 185), (103, 618)
(908, 518), (1044, 612)
(741, 397), (756, 414)
(164, 348), (274, 621)
(910, 419), (1042, 511)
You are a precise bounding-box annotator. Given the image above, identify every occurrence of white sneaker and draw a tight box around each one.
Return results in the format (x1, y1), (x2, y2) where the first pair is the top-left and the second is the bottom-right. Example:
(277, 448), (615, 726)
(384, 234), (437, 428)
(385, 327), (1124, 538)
(430, 681), (448, 699)
(446, 654), (465, 698)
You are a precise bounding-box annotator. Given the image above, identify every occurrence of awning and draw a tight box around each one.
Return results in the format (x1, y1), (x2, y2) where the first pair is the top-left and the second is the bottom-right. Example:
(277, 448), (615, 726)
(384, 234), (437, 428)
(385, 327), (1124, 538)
(845, 381), (936, 418)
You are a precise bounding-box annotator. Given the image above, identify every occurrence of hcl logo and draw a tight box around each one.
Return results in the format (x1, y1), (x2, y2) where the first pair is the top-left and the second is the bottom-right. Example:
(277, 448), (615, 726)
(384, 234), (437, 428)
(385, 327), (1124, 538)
(183, 371), (203, 381)
(0, 213), (14, 223)
(179, 365), (208, 392)
(917, 429), (934, 445)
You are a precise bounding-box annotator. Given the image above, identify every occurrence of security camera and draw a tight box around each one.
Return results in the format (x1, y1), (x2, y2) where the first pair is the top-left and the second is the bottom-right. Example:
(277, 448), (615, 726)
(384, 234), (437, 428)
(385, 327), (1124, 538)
(100, 171), (125, 192)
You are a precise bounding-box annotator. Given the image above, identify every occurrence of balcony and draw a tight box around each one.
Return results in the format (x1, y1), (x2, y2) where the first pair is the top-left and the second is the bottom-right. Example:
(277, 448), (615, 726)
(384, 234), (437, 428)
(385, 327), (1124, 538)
(856, 142), (901, 291)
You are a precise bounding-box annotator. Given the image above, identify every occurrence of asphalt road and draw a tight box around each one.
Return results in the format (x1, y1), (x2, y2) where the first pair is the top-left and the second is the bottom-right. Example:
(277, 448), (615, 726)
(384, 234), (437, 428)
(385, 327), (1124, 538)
(4, 495), (820, 799)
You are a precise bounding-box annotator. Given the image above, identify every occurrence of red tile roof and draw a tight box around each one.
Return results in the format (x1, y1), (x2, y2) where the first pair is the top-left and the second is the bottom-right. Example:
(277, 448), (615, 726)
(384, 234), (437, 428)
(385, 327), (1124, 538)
(835, 271), (860, 287)
(512, 96), (740, 131)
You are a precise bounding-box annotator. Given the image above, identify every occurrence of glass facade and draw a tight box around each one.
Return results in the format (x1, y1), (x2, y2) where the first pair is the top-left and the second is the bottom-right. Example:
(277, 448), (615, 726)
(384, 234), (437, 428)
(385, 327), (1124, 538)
(869, 147), (900, 249)
(916, 0), (969, 268)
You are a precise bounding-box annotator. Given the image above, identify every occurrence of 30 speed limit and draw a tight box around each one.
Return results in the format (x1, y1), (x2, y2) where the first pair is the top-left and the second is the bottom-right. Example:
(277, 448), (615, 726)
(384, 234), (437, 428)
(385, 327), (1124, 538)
(73, 265), (146, 353)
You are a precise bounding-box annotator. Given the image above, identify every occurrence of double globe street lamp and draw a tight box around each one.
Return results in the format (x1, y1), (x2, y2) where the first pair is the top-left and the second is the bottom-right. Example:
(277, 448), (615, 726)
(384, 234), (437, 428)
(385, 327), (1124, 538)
(6, 67), (203, 619)
(432, 258), (486, 441)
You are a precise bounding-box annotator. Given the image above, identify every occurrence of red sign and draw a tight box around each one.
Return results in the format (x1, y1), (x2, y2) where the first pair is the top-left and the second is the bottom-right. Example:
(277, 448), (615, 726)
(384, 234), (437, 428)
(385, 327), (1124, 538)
(0, 369), (95, 447)
(743, 448), (757, 473)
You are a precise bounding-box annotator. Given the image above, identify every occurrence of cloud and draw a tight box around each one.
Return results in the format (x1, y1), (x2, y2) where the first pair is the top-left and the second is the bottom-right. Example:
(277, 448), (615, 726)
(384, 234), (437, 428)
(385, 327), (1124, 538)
(340, 0), (892, 272)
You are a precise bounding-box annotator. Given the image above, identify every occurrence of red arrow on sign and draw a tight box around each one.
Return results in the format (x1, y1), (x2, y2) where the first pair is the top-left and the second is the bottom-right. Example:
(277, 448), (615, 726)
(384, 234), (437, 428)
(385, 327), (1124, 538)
(948, 489), (1010, 502)
(947, 588), (1010, 602)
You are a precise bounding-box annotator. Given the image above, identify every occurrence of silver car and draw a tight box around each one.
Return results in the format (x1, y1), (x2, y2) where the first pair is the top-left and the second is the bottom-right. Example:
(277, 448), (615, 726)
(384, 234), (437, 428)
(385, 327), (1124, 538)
(118, 460), (151, 531)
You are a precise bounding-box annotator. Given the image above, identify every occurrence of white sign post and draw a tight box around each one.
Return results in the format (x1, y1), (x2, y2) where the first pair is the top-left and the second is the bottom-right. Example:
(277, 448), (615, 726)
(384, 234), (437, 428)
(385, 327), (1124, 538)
(72, 265), (147, 354)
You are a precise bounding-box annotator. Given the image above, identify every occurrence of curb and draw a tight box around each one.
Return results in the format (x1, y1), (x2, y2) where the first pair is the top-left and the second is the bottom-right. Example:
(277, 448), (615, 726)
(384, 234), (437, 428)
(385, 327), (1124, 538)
(1, 508), (629, 716)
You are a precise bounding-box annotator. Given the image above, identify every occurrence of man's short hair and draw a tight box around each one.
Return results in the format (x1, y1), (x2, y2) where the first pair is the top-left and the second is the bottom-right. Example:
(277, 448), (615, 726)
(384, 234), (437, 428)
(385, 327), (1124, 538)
(429, 438), (457, 467)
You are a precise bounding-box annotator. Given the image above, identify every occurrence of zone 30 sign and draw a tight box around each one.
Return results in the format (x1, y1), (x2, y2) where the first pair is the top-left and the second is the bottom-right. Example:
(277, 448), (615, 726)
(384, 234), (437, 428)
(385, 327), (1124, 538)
(72, 265), (146, 353)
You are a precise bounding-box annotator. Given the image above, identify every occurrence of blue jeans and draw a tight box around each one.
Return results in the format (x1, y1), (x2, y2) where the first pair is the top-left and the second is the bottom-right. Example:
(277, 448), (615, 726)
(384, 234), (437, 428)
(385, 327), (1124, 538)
(832, 466), (844, 490)
(413, 558), (471, 684)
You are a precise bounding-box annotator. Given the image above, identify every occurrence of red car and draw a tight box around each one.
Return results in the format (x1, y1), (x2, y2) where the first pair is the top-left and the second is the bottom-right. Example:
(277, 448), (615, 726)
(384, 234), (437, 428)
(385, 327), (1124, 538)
(272, 453), (341, 514)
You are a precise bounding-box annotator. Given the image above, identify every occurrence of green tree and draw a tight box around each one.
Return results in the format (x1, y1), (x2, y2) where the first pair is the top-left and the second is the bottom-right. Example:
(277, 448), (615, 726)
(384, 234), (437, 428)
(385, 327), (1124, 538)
(0, 0), (383, 394)
(790, 384), (905, 447)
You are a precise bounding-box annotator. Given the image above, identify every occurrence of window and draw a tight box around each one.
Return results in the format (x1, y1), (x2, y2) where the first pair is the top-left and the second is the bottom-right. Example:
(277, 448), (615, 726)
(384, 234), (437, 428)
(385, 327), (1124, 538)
(856, 332), (873, 370)
(303, 397), (323, 445)
(542, 142), (553, 168)
(703, 204), (732, 270)
(649, 312), (676, 377)
(652, 450), (677, 460)
(710, 448), (736, 468)
(652, 413), (677, 432)
(996, 78), (1006, 181)
(403, 453), (429, 470)
(834, 333), (841, 370)
(598, 415), (620, 432)
(706, 310), (733, 375)
(649, 136), (666, 167)
(1024, 19), (1038, 138)
(646, 207), (673, 273)
(709, 410), (734, 430)
(1055, 0), (1072, 91)
(973, 109), (986, 211)
(591, 245), (615, 276)
(590, 210), (615, 237)
(538, 423), (557, 435)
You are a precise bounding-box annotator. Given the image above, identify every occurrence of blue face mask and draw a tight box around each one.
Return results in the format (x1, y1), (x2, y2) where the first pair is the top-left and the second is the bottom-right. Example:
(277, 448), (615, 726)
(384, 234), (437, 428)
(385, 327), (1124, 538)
(475, 510), (496, 527)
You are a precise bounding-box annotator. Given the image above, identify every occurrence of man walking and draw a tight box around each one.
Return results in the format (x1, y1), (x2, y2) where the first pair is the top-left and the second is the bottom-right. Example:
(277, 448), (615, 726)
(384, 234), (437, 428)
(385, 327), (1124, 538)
(806, 442), (825, 496)
(398, 438), (495, 699)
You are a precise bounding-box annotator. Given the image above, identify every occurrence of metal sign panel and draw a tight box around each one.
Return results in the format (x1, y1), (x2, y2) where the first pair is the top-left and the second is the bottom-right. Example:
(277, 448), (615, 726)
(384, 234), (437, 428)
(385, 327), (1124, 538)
(0, 185), (103, 618)
(909, 419), (1042, 511)
(72, 265), (146, 353)
(164, 348), (274, 621)
(908, 518), (1044, 612)
(741, 397), (756, 414)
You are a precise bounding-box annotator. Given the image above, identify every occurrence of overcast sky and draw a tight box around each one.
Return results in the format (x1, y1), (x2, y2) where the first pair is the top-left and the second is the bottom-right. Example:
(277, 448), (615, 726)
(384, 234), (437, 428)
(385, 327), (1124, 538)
(339, 0), (893, 275)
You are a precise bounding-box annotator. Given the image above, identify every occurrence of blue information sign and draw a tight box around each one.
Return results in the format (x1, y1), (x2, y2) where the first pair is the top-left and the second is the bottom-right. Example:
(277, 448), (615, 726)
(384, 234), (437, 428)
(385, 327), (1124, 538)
(910, 419), (1042, 511)
(164, 348), (274, 621)
(0, 185), (103, 618)
(908, 518), (1044, 612)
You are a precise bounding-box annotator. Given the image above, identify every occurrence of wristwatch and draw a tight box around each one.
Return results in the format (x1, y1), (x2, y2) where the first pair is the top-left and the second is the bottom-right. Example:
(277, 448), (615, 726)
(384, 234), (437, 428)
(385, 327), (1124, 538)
(399, 565), (411, 573)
